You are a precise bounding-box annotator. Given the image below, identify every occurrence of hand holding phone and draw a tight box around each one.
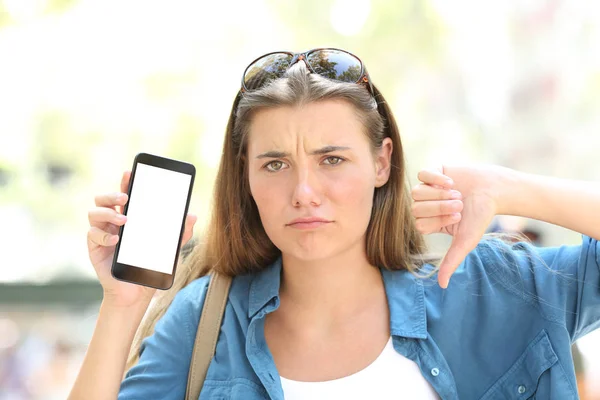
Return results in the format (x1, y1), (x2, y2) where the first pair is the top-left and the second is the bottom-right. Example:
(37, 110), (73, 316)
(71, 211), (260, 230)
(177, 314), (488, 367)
(87, 154), (197, 306)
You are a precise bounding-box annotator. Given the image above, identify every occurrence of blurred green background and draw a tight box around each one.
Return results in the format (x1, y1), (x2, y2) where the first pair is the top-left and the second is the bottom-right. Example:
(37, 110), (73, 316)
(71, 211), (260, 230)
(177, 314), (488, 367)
(0, 0), (599, 398)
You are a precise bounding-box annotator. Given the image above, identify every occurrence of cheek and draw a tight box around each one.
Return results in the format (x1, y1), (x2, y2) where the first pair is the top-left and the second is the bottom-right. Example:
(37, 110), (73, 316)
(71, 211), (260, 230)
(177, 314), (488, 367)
(327, 168), (375, 211)
(249, 174), (282, 223)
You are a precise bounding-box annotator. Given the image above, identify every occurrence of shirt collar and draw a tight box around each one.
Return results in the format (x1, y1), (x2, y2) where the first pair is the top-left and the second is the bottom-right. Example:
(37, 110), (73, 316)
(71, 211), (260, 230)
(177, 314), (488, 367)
(248, 256), (283, 318)
(380, 267), (428, 339)
(248, 256), (428, 339)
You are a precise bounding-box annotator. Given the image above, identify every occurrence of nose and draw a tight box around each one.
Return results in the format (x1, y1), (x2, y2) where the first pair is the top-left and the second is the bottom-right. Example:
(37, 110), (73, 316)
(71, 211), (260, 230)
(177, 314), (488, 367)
(291, 165), (322, 207)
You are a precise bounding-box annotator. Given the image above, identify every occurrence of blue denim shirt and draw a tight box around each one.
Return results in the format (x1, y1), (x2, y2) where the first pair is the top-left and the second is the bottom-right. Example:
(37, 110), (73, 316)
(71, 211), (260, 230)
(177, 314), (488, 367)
(119, 236), (600, 399)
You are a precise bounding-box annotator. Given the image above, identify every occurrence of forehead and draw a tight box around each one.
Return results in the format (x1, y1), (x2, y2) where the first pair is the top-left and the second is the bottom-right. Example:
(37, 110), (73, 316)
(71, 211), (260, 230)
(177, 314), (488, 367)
(246, 99), (368, 151)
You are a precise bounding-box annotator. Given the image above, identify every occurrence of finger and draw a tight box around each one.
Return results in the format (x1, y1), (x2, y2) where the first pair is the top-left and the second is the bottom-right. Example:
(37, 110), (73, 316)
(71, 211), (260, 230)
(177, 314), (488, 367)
(120, 170), (131, 195)
(411, 200), (463, 218)
(411, 184), (462, 201)
(115, 171), (132, 214)
(417, 168), (453, 189)
(88, 207), (127, 228)
(181, 214), (198, 245)
(87, 226), (119, 247)
(414, 214), (462, 234)
(187, 213), (198, 227)
(93, 171), (131, 209)
(438, 237), (478, 289)
(94, 192), (129, 210)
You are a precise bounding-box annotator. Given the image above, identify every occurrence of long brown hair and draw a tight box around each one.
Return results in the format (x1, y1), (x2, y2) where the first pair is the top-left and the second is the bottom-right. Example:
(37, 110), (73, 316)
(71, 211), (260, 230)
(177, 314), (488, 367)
(125, 62), (435, 372)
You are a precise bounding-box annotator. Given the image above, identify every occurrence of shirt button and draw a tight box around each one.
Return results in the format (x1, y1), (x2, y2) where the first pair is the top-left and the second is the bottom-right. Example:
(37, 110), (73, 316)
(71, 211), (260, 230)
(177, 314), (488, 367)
(517, 385), (526, 394)
(431, 368), (440, 377)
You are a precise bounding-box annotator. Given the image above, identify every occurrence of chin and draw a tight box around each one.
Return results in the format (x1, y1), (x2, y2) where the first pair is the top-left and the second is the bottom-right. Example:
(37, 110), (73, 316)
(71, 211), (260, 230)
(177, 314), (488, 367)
(277, 241), (339, 262)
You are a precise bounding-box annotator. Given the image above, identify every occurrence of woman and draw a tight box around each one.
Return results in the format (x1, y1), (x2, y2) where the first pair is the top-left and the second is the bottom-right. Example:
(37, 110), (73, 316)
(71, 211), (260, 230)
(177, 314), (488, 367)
(70, 48), (600, 399)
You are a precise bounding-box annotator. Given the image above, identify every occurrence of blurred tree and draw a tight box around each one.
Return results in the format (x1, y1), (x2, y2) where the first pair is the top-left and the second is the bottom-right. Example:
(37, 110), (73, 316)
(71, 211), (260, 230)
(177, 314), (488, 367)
(244, 54), (292, 90)
(0, 162), (13, 189)
(307, 52), (339, 79)
(267, 0), (446, 87)
(339, 64), (361, 82)
(46, 0), (78, 13)
(167, 114), (203, 163)
(0, 0), (78, 28)
(27, 111), (90, 224)
(0, 5), (11, 28)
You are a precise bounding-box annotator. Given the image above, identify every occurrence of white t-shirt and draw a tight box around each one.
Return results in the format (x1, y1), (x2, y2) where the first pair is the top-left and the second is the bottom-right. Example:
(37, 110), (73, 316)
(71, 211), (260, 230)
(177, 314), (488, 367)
(280, 337), (440, 400)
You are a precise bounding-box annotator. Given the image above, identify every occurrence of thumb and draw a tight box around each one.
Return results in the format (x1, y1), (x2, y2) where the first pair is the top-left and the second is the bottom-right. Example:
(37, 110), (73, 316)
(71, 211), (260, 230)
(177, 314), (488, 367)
(438, 237), (475, 289)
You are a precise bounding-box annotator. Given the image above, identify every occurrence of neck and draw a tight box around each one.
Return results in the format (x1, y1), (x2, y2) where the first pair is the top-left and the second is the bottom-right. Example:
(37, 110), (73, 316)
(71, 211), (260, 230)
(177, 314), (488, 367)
(277, 241), (387, 335)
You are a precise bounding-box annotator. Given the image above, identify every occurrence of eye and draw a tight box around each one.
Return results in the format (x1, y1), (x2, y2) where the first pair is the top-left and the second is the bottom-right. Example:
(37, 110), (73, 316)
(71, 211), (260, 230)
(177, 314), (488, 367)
(264, 160), (287, 172)
(323, 156), (344, 166)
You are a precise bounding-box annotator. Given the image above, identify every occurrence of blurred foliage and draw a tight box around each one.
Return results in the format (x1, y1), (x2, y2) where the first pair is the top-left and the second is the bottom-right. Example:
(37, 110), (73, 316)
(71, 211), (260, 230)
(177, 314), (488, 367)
(0, 0), (77, 28)
(143, 71), (199, 100)
(30, 111), (89, 224)
(46, 0), (77, 13)
(167, 114), (203, 162)
(267, 0), (446, 84)
(0, 0), (598, 281)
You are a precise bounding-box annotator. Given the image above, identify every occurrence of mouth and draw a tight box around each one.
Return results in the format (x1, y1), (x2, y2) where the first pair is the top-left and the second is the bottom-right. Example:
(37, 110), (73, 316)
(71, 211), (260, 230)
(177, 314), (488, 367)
(286, 218), (332, 230)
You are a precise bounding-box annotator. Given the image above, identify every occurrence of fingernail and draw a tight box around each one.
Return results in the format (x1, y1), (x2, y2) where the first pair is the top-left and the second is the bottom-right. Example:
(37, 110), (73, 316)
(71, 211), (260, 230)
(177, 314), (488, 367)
(446, 179), (454, 187)
(450, 190), (461, 199)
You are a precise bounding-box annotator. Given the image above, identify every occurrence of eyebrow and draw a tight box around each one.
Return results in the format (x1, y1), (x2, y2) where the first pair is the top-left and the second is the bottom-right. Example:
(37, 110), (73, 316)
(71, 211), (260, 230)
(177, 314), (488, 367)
(256, 145), (351, 159)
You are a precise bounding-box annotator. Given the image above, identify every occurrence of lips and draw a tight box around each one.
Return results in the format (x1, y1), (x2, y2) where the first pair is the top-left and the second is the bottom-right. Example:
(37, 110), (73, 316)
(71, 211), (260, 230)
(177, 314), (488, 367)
(287, 217), (331, 226)
(286, 217), (332, 230)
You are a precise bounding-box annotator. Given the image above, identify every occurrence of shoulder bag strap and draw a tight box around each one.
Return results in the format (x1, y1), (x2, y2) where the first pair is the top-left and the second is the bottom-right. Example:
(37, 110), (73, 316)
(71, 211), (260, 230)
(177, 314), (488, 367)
(185, 272), (232, 400)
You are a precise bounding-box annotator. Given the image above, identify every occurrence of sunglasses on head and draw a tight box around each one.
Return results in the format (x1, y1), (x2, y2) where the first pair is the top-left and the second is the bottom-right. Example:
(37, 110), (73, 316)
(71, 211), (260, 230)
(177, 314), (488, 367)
(240, 48), (374, 95)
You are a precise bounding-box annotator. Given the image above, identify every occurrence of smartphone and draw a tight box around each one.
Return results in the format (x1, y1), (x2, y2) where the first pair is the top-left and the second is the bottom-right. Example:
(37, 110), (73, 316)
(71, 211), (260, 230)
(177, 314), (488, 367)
(111, 152), (196, 290)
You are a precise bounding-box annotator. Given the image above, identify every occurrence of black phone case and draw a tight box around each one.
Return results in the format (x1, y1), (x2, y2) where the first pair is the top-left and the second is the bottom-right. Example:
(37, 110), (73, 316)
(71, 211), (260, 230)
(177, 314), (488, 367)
(110, 152), (196, 290)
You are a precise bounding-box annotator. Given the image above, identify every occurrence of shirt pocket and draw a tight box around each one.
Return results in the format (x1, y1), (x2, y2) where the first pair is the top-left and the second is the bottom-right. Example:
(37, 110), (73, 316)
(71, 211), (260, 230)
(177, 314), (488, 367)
(479, 330), (561, 400)
(200, 378), (269, 400)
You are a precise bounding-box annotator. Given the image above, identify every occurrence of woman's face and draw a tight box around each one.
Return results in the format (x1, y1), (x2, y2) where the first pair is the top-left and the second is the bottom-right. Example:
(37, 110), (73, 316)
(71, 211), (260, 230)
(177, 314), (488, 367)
(247, 99), (392, 262)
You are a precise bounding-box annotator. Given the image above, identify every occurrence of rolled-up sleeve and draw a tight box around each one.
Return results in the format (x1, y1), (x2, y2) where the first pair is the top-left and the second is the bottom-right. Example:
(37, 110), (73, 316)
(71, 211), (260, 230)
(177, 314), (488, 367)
(569, 235), (600, 339)
(118, 276), (209, 400)
(479, 235), (600, 342)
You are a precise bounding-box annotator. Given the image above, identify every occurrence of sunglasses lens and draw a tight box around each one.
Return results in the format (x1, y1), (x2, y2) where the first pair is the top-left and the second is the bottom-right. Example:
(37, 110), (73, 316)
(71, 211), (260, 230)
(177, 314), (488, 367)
(306, 50), (362, 83)
(243, 53), (294, 91)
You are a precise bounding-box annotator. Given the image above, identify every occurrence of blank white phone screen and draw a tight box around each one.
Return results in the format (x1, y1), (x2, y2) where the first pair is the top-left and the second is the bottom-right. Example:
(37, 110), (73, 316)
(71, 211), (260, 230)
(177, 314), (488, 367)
(116, 163), (192, 275)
